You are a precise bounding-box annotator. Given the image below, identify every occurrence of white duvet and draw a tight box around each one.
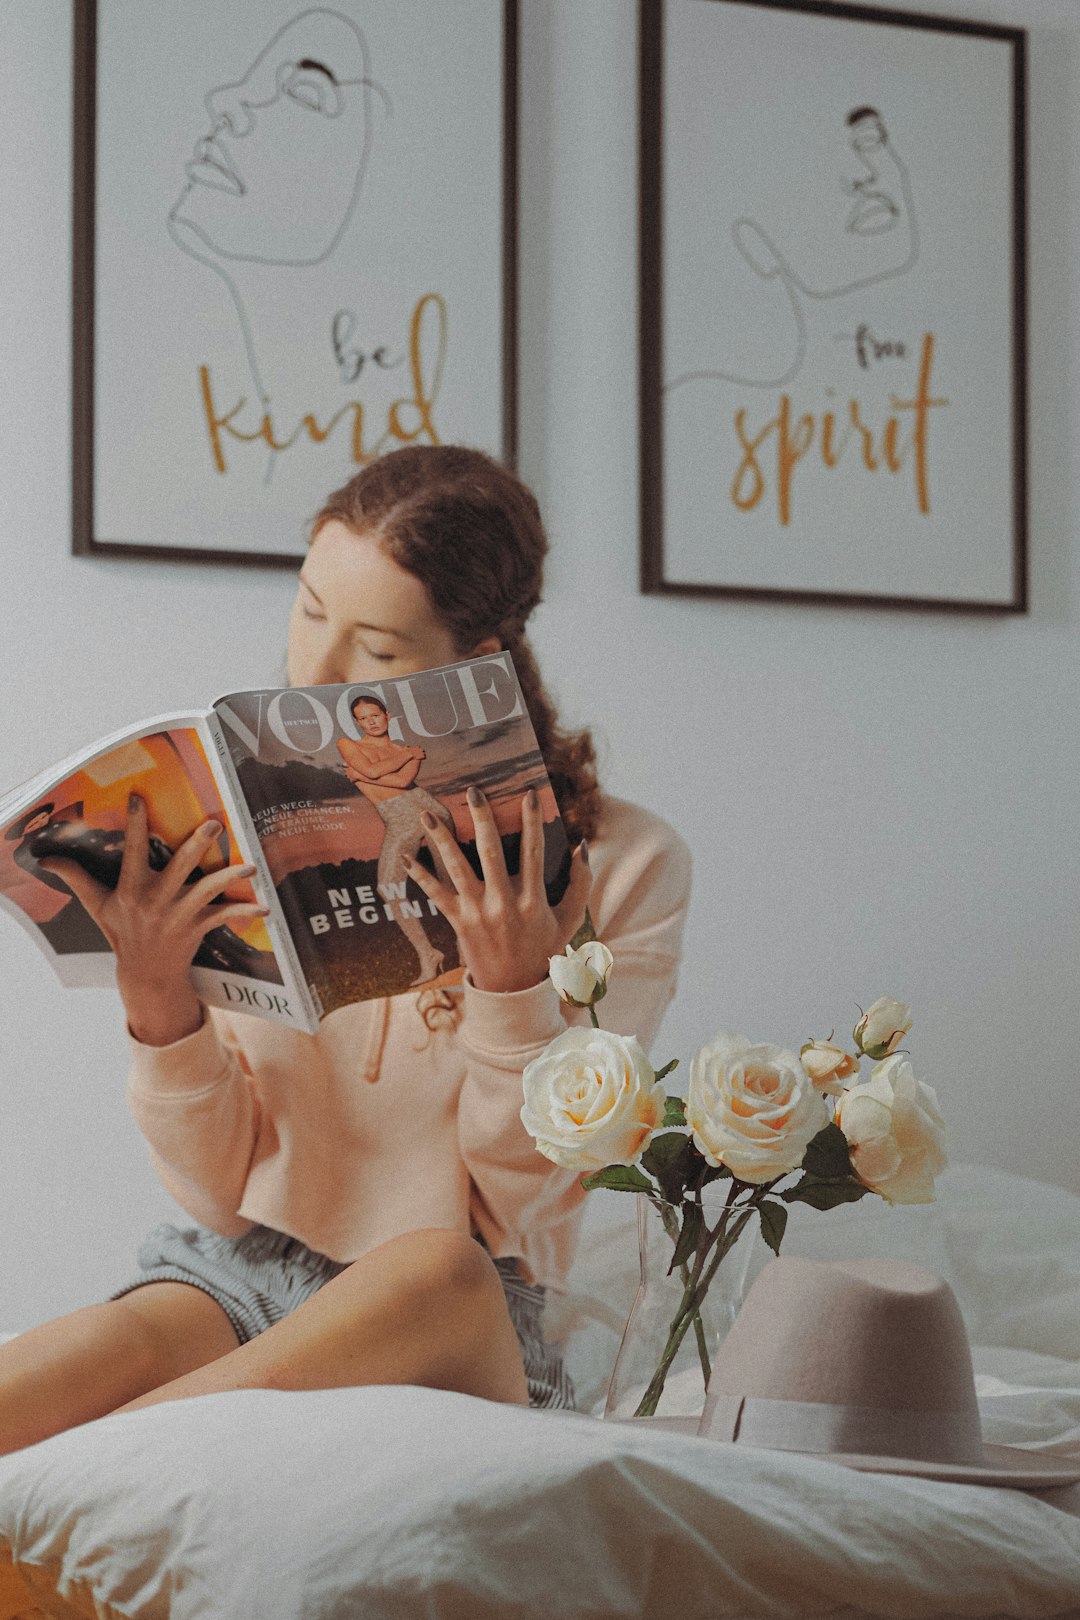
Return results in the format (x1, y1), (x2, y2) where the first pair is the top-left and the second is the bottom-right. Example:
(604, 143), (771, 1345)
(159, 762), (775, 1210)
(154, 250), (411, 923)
(1, 1164), (1078, 1620)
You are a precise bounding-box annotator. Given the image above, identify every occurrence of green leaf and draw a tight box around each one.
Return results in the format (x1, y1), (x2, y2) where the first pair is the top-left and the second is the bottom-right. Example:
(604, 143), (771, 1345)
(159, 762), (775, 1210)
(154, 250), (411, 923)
(757, 1199), (788, 1257)
(661, 1090), (686, 1124)
(642, 1131), (688, 1171)
(641, 1131), (695, 1204)
(567, 906), (598, 951)
(700, 1161), (733, 1184)
(802, 1121), (856, 1182)
(670, 1202), (705, 1273)
(655, 1059), (680, 1085)
(781, 1173), (872, 1211)
(581, 1164), (654, 1194)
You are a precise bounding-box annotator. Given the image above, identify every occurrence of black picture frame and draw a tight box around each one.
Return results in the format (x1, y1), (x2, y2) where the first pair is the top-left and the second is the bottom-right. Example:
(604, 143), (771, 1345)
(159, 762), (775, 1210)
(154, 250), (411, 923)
(73, 0), (519, 567)
(640, 0), (1028, 613)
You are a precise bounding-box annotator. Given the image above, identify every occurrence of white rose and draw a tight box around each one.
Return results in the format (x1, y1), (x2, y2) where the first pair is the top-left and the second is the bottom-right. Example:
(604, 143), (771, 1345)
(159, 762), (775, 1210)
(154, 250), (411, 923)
(548, 940), (614, 1009)
(836, 1054), (948, 1204)
(520, 1026), (663, 1170)
(687, 1032), (829, 1184)
(853, 996), (913, 1060)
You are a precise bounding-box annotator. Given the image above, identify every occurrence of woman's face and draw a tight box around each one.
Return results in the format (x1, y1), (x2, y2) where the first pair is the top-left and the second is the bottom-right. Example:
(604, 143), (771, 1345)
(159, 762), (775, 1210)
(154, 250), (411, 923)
(287, 519), (480, 688)
(352, 700), (389, 737)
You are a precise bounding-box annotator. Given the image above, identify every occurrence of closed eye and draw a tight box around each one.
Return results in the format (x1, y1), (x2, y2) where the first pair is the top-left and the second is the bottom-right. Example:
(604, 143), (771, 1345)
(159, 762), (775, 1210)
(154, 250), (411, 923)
(281, 60), (342, 117)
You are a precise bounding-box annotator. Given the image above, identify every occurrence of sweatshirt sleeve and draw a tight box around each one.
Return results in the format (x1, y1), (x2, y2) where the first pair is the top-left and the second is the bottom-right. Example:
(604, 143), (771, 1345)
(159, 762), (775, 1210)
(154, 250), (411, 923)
(455, 803), (692, 1289)
(126, 1013), (260, 1236)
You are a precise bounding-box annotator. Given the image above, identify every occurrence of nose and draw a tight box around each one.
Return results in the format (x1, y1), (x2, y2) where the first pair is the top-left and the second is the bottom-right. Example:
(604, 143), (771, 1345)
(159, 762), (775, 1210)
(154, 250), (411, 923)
(204, 82), (254, 138)
(304, 633), (358, 687)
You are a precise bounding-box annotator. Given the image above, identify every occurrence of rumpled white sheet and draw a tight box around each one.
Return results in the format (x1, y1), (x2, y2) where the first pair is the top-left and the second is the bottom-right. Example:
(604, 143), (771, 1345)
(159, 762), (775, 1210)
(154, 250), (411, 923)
(0, 1161), (1078, 1620)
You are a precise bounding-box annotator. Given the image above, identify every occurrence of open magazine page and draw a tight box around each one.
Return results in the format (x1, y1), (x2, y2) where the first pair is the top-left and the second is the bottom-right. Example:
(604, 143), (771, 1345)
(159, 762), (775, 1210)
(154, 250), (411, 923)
(213, 653), (571, 1016)
(0, 718), (298, 1023)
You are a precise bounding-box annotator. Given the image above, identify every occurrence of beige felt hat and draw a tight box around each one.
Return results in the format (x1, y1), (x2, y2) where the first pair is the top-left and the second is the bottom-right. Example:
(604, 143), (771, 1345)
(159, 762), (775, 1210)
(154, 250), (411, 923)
(689, 1257), (1080, 1488)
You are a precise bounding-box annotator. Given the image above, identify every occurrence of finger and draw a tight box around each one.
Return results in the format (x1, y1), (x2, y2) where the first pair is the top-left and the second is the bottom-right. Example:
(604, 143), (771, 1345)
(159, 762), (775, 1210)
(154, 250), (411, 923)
(34, 857), (109, 918)
(158, 820), (227, 897)
(463, 786), (511, 898)
(419, 808), (481, 899)
(552, 841), (593, 941)
(401, 851), (457, 919)
(194, 901), (270, 933)
(117, 793), (151, 895)
(178, 863), (258, 915)
(517, 788), (545, 909)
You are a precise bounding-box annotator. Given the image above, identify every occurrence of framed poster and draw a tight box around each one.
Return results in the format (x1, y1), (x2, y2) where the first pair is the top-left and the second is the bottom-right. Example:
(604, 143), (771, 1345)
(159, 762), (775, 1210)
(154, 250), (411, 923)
(73, 1), (518, 566)
(640, 0), (1027, 611)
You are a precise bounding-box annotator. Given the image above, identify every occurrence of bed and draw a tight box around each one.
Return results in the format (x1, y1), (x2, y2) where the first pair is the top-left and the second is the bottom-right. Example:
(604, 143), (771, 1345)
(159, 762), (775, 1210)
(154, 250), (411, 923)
(0, 1162), (1077, 1620)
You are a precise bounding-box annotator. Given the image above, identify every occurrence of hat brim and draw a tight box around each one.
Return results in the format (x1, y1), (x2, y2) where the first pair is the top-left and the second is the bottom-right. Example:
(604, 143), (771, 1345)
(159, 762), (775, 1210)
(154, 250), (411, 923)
(806, 1442), (1080, 1489)
(616, 1417), (1080, 1489)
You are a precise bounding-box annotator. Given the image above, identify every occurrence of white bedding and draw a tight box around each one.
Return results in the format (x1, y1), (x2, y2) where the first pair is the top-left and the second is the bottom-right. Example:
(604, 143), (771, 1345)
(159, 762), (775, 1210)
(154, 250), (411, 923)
(0, 1163), (1078, 1620)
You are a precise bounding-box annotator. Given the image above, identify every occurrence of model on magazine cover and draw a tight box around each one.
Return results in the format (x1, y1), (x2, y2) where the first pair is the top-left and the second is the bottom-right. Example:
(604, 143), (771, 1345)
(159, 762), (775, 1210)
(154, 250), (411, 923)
(336, 692), (454, 984)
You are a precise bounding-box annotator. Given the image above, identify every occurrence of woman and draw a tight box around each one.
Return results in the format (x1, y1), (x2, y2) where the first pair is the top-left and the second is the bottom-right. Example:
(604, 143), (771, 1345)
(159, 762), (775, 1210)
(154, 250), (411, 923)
(0, 446), (691, 1454)
(337, 692), (454, 984)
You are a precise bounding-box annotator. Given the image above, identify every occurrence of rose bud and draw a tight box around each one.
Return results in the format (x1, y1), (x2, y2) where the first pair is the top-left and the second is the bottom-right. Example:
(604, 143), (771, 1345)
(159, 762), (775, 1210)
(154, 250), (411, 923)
(548, 940), (614, 1009)
(852, 997), (912, 1060)
(800, 1038), (861, 1096)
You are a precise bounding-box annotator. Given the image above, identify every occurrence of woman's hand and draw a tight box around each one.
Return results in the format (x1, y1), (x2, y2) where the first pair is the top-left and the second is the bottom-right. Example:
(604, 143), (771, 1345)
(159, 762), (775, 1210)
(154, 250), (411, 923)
(37, 795), (268, 1046)
(402, 786), (591, 995)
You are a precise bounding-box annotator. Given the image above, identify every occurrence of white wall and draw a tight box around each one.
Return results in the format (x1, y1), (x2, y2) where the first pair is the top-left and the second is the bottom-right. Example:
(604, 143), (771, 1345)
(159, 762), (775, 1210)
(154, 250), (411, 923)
(1, 0), (1078, 1331)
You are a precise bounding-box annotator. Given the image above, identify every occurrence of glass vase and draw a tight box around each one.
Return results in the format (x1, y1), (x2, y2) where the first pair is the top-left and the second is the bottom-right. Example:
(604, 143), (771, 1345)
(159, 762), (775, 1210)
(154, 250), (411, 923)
(603, 1190), (760, 1422)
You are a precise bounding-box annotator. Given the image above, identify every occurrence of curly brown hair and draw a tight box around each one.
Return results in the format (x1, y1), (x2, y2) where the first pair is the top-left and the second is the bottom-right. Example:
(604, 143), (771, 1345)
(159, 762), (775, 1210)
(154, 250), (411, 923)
(311, 446), (602, 843)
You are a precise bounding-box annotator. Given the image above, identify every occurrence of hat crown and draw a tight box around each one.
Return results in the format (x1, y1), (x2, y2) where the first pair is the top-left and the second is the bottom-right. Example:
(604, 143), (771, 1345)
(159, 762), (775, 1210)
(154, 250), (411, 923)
(708, 1257), (978, 1419)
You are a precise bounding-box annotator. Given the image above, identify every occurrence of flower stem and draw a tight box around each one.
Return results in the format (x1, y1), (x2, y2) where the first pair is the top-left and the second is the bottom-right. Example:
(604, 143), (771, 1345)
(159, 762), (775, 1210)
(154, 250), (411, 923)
(631, 1195), (758, 1419)
(654, 1199), (712, 1388)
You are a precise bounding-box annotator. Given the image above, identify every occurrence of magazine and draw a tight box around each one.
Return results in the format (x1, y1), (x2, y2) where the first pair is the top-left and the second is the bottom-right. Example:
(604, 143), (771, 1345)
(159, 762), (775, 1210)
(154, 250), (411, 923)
(0, 653), (571, 1030)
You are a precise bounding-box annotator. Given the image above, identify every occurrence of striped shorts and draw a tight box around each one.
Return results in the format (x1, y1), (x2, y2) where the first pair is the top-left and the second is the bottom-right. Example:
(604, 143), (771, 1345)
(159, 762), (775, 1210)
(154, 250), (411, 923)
(112, 1223), (575, 1411)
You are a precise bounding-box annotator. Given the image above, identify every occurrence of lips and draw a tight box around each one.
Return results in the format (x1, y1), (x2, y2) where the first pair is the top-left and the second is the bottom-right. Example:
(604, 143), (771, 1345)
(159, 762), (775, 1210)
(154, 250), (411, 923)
(185, 133), (243, 195)
(847, 193), (899, 236)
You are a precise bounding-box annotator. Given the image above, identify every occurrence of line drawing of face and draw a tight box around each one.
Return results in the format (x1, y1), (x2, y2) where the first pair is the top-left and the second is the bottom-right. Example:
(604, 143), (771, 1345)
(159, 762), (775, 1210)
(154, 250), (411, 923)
(666, 105), (919, 393)
(168, 8), (378, 268)
(843, 107), (902, 240)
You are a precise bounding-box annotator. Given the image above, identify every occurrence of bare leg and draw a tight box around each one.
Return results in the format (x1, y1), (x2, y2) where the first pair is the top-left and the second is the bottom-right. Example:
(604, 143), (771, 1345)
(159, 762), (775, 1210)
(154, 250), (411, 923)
(118, 1229), (530, 1415)
(377, 795), (451, 982)
(0, 1283), (239, 1456)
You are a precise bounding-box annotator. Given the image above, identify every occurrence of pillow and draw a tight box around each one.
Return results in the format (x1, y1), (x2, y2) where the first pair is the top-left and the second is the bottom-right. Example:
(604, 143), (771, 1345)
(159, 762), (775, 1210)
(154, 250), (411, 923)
(1, 1383), (1078, 1620)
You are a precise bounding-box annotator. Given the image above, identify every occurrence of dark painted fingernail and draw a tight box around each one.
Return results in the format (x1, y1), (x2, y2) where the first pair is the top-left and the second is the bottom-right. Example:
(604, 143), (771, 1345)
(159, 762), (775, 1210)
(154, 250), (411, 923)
(128, 793), (141, 812)
(525, 788), (539, 810)
(580, 839), (589, 865)
(467, 785), (484, 807)
(421, 811), (437, 830)
(205, 821), (223, 838)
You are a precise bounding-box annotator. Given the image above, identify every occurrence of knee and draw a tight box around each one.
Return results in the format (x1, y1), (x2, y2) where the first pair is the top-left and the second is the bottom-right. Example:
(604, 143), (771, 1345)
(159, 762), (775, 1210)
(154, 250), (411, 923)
(380, 1228), (501, 1308)
(342, 1229), (509, 1337)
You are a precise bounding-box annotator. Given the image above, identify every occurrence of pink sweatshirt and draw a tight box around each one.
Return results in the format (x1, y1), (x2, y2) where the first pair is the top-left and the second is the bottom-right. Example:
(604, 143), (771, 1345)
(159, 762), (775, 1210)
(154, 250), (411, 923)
(127, 797), (691, 1290)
